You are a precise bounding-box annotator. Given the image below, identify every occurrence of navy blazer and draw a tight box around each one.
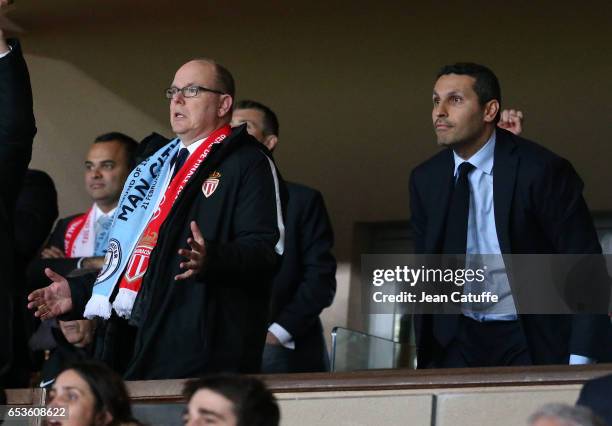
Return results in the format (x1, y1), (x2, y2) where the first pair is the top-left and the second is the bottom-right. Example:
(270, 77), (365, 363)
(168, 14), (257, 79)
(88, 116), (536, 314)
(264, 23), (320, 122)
(410, 127), (609, 366)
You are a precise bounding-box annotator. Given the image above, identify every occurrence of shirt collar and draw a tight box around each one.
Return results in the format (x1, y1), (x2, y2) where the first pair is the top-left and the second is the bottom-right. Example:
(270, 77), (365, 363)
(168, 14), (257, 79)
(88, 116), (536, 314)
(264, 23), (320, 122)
(453, 131), (496, 177)
(180, 137), (206, 156)
(93, 203), (116, 221)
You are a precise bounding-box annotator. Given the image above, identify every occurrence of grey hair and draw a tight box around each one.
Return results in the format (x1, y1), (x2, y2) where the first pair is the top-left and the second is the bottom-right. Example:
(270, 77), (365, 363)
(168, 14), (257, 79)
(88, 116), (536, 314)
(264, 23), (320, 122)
(527, 403), (605, 426)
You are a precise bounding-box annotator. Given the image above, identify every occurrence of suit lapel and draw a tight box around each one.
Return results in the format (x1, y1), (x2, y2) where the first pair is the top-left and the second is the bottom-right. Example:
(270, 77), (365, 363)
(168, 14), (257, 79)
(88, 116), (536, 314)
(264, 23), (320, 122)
(493, 129), (519, 254)
(427, 150), (455, 252)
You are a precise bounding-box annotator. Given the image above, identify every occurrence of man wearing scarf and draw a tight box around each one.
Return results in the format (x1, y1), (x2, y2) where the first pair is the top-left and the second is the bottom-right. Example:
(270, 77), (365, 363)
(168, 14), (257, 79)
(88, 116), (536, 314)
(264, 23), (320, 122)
(29, 59), (285, 379)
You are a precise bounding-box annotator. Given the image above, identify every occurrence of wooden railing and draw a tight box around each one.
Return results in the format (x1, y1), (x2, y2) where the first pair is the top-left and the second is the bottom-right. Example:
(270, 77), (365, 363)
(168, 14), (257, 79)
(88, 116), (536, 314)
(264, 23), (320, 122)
(7, 364), (612, 405)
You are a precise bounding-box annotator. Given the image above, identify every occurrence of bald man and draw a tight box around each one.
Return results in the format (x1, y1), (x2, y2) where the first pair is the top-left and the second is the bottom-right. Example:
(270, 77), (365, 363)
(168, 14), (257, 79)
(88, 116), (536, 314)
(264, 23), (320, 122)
(29, 59), (285, 380)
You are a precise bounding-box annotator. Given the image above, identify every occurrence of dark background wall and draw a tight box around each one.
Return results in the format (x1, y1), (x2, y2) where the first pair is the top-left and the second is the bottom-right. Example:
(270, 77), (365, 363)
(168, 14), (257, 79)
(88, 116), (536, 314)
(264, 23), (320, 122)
(8, 0), (611, 261)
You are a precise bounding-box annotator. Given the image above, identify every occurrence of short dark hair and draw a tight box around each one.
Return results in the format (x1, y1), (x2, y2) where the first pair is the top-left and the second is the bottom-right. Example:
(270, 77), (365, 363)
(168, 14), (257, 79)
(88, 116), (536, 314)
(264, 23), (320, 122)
(59, 361), (138, 426)
(94, 131), (139, 170)
(234, 100), (279, 137)
(183, 374), (280, 426)
(214, 62), (235, 100)
(436, 62), (502, 122)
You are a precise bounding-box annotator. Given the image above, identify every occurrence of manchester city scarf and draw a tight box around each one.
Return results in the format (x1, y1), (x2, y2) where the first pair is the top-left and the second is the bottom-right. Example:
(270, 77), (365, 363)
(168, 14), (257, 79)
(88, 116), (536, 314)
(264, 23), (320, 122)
(83, 139), (179, 319)
(83, 125), (230, 320)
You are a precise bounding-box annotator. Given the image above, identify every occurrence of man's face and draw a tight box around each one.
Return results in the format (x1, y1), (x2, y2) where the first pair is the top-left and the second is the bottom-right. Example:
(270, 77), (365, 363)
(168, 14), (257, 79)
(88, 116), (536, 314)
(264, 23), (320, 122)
(84, 141), (130, 209)
(432, 74), (490, 147)
(231, 108), (267, 143)
(184, 389), (237, 426)
(169, 61), (231, 145)
(231, 107), (278, 151)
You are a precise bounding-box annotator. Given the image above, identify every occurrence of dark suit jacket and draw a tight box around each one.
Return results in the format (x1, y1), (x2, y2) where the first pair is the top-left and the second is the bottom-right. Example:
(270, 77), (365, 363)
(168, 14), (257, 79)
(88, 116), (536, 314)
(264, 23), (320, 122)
(15, 169), (58, 262)
(409, 127), (609, 367)
(26, 213), (84, 291)
(9, 169), (58, 385)
(0, 40), (36, 384)
(577, 373), (612, 425)
(268, 182), (336, 369)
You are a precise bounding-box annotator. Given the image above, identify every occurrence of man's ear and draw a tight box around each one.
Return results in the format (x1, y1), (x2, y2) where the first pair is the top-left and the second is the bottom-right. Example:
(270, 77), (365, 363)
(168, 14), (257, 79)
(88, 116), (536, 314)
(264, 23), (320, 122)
(218, 95), (233, 118)
(262, 135), (278, 152)
(483, 99), (500, 123)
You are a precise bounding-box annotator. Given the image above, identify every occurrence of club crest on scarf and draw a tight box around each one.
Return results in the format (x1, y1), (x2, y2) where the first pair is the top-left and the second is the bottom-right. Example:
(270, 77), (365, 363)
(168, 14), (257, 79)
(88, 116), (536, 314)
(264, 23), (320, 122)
(125, 231), (158, 282)
(96, 239), (122, 284)
(202, 171), (221, 198)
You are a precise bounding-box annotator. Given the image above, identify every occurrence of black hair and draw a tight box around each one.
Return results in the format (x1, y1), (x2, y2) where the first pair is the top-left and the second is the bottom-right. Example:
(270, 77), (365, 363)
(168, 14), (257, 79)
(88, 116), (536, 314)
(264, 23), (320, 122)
(183, 374), (279, 426)
(234, 100), (279, 137)
(436, 62), (502, 122)
(93, 132), (139, 170)
(59, 360), (138, 426)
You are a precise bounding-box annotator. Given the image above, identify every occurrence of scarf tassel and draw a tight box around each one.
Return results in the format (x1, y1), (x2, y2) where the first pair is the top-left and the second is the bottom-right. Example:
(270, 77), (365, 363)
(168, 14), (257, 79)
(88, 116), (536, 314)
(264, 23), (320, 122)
(83, 293), (112, 320)
(112, 288), (138, 319)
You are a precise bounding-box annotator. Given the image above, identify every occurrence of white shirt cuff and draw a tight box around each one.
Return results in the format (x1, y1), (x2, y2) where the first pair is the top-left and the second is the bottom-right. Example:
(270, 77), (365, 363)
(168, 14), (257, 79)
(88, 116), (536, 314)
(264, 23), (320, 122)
(569, 354), (596, 365)
(0, 46), (12, 59)
(268, 323), (295, 350)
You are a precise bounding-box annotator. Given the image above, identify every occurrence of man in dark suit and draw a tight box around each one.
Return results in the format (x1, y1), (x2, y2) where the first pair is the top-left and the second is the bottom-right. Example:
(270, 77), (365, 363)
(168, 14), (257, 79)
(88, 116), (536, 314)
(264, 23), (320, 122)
(27, 132), (138, 287)
(0, 26), (37, 385)
(577, 373), (612, 426)
(409, 62), (608, 368)
(232, 100), (336, 373)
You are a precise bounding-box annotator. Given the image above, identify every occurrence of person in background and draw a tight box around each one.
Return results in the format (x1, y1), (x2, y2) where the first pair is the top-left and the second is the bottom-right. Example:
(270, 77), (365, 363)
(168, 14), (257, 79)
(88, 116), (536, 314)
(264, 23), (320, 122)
(576, 373), (612, 426)
(183, 374), (279, 426)
(46, 360), (141, 426)
(527, 403), (605, 426)
(231, 100), (336, 373)
(27, 133), (137, 386)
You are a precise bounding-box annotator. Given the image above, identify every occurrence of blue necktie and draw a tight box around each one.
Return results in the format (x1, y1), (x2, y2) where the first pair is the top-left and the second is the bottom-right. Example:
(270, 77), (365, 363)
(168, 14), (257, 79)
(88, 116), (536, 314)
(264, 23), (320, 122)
(171, 148), (190, 180)
(94, 215), (112, 256)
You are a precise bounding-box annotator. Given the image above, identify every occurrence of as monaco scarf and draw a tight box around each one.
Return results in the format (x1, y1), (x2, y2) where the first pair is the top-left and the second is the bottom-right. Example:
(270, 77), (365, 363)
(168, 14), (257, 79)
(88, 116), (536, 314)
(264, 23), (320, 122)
(84, 125), (230, 320)
(64, 207), (94, 257)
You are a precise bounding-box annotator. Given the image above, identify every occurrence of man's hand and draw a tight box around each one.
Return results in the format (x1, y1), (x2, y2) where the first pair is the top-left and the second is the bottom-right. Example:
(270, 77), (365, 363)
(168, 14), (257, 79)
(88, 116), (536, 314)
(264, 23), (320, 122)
(497, 109), (524, 135)
(175, 221), (207, 280)
(265, 331), (281, 346)
(59, 320), (95, 348)
(27, 268), (73, 319)
(40, 246), (65, 259)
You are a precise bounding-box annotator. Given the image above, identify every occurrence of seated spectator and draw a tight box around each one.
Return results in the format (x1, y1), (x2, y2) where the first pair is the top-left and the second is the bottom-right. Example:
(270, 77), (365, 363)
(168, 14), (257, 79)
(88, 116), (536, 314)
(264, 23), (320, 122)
(46, 360), (140, 426)
(528, 403), (605, 426)
(577, 373), (612, 426)
(27, 132), (137, 386)
(28, 131), (138, 286)
(183, 374), (279, 426)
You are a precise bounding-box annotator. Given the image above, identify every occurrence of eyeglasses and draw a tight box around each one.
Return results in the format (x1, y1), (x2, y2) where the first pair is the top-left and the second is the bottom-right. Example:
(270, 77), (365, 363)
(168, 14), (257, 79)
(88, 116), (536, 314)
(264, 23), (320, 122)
(165, 85), (224, 99)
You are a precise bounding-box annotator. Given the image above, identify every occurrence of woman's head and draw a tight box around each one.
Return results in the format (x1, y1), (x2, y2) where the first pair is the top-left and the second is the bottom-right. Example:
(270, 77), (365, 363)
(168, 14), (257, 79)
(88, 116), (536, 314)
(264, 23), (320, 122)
(46, 360), (135, 426)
